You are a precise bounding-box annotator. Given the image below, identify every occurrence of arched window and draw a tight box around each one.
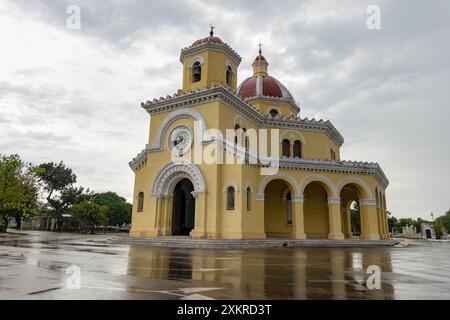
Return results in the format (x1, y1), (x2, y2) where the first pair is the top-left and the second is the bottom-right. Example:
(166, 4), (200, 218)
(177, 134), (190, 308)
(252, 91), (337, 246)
(192, 61), (201, 83)
(137, 192), (144, 212)
(293, 140), (302, 158)
(227, 186), (235, 210)
(246, 187), (251, 211)
(282, 139), (291, 157)
(234, 124), (241, 146)
(269, 109), (279, 118)
(226, 66), (232, 86)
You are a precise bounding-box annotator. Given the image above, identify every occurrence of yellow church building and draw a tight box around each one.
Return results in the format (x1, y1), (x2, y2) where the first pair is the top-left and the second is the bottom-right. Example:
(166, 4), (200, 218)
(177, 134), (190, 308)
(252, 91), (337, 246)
(129, 29), (390, 241)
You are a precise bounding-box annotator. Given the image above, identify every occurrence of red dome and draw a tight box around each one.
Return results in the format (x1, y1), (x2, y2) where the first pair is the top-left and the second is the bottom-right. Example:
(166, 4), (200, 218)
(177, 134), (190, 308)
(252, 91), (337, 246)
(192, 36), (223, 46)
(238, 77), (257, 98)
(238, 75), (293, 99)
(254, 54), (266, 62)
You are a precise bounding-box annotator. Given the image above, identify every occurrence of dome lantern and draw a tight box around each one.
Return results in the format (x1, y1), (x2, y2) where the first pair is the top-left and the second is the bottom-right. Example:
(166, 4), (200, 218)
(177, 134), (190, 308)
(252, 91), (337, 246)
(252, 43), (269, 76)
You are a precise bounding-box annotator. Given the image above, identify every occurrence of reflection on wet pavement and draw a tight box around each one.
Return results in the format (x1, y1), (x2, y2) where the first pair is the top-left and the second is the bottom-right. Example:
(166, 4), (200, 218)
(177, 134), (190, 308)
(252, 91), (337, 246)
(0, 231), (449, 299)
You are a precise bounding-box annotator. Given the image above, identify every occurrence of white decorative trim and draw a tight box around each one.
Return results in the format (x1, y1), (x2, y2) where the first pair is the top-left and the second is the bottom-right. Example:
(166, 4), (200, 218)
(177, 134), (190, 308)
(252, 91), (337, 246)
(359, 199), (377, 206)
(327, 197), (341, 205)
(222, 182), (239, 193)
(257, 172), (300, 195)
(147, 108), (207, 151)
(336, 176), (373, 199)
(298, 174), (337, 197)
(255, 194), (265, 201)
(278, 158), (388, 190)
(244, 182), (253, 193)
(150, 161), (206, 197)
(180, 42), (242, 66)
(293, 195), (304, 203)
(131, 145), (388, 191)
(187, 55), (205, 68)
(141, 86), (341, 146)
(256, 75), (263, 96)
(279, 130), (306, 145)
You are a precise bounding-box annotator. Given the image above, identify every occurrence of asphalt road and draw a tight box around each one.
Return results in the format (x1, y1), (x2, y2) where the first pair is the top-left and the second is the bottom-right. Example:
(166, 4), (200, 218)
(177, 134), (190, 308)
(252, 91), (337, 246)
(0, 231), (449, 299)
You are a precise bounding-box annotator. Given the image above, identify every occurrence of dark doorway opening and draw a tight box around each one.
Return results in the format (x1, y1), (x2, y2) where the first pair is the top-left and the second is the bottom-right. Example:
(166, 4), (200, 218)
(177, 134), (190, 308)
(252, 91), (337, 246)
(426, 229), (432, 239)
(172, 178), (195, 236)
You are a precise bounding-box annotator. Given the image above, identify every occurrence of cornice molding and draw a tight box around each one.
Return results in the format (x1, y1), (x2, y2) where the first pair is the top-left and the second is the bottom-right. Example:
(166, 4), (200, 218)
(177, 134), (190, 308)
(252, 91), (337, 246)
(141, 85), (344, 146)
(180, 42), (242, 66)
(278, 158), (389, 189)
(130, 138), (389, 190)
(359, 199), (377, 206)
(245, 95), (300, 114)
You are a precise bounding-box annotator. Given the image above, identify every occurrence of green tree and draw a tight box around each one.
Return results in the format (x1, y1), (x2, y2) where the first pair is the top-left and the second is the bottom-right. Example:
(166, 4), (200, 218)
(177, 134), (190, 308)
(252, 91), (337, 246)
(435, 210), (450, 235)
(388, 215), (398, 233)
(37, 162), (92, 231)
(0, 154), (40, 232)
(70, 201), (107, 234)
(397, 218), (416, 230)
(93, 192), (131, 227)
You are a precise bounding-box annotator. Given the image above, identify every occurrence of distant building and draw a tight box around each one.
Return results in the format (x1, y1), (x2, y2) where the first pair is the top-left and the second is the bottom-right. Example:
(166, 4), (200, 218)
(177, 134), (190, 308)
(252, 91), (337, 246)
(420, 222), (436, 239)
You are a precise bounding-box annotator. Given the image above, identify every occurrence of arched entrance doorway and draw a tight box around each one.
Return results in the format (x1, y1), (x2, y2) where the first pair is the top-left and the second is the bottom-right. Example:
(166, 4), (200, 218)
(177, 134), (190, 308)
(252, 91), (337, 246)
(340, 183), (366, 238)
(264, 179), (293, 238)
(172, 178), (195, 236)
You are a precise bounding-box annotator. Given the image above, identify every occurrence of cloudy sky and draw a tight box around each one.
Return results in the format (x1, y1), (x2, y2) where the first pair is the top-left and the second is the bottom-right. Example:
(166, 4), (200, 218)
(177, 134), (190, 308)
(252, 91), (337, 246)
(1, 0), (449, 219)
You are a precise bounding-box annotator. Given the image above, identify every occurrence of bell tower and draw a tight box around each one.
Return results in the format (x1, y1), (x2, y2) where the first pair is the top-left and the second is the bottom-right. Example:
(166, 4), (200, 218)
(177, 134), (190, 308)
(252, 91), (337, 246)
(179, 27), (242, 92)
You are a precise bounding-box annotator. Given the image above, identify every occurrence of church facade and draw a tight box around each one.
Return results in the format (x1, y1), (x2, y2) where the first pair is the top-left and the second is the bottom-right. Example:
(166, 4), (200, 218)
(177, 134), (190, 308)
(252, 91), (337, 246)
(129, 31), (390, 240)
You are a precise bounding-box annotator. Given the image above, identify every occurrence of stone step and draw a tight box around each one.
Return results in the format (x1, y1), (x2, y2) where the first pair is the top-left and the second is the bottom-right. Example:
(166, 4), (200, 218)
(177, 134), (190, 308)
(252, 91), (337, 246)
(112, 237), (399, 248)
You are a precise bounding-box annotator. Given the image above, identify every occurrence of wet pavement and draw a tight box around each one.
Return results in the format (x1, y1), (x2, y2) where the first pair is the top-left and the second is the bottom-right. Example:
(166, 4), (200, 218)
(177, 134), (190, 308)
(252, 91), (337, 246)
(0, 231), (449, 300)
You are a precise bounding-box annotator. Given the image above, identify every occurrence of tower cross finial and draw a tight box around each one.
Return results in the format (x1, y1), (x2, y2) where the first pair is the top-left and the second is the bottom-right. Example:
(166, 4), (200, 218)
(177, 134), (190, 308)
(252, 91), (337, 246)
(258, 41), (263, 54)
(209, 23), (215, 37)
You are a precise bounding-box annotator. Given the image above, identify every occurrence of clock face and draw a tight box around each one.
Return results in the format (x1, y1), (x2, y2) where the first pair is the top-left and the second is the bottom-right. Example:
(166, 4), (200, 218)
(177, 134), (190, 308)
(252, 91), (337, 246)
(168, 126), (192, 156)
